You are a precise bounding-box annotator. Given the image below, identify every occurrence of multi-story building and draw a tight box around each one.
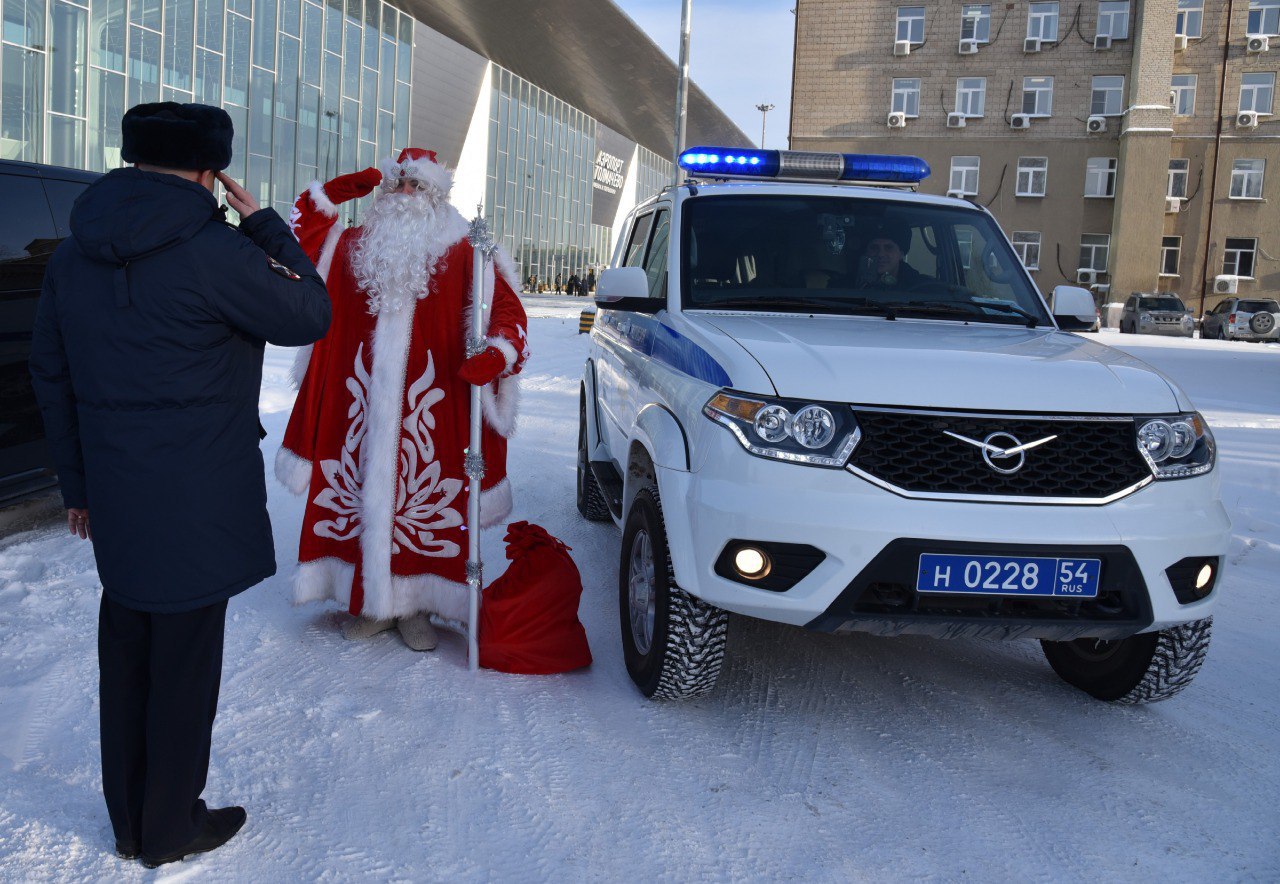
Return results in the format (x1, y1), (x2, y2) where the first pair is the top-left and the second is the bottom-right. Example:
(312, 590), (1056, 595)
(0, 0), (746, 281)
(790, 0), (1279, 315)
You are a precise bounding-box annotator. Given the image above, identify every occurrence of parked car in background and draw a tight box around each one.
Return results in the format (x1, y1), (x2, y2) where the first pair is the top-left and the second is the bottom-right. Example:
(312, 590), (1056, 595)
(0, 160), (99, 506)
(1118, 294), (1195, 337)
(1201, 297), (1280, 343)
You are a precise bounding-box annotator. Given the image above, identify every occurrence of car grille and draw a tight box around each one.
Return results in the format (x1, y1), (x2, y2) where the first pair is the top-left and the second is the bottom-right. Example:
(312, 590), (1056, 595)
(848, 408), (1152, 500)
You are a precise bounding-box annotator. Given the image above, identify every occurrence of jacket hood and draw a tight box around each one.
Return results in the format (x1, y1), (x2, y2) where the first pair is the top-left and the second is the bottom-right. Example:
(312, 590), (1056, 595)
(70, 167), (222, 264)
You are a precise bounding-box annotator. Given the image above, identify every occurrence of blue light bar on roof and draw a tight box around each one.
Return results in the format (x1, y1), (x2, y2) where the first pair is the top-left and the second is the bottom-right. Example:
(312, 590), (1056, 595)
(678, 146), (930, 184)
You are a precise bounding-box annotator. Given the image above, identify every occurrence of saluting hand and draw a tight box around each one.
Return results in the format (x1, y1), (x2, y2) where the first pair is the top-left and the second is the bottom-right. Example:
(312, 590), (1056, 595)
(216, 171), (261, 217)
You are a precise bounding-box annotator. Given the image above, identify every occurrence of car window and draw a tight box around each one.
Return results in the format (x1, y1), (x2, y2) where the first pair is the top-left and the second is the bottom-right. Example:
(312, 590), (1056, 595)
(681, 195), (1052, 325)
(642, 209), (670, 299)
(0, 173), (60, 468)
(42, 178), (92, 238)
(623, 213), (654, 268)
(1138, 297), (1186, 311)
(1238, 299), (1280, 313)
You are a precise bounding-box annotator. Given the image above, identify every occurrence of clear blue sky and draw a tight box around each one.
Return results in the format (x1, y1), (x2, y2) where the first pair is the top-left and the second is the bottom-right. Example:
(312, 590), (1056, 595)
(611, 0), (796, 149)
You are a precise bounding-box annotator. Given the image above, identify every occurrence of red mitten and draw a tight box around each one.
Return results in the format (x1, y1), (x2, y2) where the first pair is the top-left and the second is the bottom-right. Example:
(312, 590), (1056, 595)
(321, 167), (383, 205)
(458, 346), (507, 386)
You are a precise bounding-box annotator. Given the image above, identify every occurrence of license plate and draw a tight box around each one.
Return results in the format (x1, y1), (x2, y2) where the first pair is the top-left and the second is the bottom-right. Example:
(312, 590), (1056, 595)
(916, 554), (1101, 598)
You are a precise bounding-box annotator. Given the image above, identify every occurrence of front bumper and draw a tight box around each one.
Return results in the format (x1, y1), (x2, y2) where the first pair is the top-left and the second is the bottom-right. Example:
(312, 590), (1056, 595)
(658, 426), (1230, 640)
(1137, 321), (1194, 337)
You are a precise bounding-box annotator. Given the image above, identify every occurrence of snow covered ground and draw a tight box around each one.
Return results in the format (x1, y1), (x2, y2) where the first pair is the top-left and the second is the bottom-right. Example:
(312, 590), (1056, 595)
(1, 299), (1278, 880)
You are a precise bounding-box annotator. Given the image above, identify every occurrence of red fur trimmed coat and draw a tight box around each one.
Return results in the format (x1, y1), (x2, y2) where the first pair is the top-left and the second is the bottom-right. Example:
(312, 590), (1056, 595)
(276, 166), (529, 624)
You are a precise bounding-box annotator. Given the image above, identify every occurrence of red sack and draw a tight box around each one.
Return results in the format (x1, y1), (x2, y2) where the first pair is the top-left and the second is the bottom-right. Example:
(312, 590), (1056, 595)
(479, 522), (592, 674)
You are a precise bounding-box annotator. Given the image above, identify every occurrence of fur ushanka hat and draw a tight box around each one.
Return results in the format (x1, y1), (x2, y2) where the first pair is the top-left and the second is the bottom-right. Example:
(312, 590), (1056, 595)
(121, 102), (234, 171)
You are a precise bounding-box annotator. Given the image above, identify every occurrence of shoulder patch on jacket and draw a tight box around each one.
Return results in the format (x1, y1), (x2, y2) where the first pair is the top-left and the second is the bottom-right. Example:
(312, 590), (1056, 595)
(267, 256), (302, 280)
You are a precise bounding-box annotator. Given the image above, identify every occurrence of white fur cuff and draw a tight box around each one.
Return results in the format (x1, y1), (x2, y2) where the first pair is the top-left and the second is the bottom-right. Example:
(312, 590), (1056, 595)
(275, 446), (312, 495)
(489, 335), (519, 369)
(308, 181), (338, 217)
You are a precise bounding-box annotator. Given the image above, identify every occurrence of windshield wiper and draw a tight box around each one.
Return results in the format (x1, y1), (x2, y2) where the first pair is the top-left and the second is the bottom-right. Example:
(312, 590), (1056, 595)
(969, 299), (1040, 328)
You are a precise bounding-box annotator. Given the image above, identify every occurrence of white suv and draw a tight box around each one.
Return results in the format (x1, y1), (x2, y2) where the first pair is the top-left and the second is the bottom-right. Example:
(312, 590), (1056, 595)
(578, 148), (1230, 704)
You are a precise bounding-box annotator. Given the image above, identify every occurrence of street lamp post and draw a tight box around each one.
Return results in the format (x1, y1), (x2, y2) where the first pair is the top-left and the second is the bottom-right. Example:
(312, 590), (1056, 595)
(674, 0), (693, 183)
(521, 172), (533, 287)
(756, 103), (775, 148)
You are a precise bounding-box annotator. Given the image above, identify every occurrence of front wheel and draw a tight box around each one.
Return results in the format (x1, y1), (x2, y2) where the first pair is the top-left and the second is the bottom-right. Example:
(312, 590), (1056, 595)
(619, 488), (728, 699)
(1040, 618), (1212, 704)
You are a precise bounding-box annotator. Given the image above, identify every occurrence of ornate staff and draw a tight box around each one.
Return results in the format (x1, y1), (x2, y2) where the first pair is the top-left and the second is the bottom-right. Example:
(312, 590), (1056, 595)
(465, 205), (497, 672)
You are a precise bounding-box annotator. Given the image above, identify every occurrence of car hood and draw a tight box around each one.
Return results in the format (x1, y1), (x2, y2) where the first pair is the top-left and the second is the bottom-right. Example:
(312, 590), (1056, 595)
(697, 313), (1183, 413)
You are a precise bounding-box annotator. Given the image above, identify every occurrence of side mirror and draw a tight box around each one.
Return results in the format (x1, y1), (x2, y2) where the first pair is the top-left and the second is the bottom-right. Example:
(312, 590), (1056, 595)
(595, 267), (658, 312)
(1050, 285), (1097, 331)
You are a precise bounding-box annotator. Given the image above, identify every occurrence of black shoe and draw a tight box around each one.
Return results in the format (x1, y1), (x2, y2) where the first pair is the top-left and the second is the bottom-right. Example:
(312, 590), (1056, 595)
(140, 806), (247, 868)
(115, 839), (139, 860)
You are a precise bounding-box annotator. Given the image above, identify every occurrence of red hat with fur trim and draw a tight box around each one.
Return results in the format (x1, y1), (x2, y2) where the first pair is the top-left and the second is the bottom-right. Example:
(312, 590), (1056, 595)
(381, 147), (452, 197)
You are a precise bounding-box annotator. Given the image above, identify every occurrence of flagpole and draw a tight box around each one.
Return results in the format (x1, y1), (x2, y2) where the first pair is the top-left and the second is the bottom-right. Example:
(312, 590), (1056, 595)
(465, 204), (495, 673)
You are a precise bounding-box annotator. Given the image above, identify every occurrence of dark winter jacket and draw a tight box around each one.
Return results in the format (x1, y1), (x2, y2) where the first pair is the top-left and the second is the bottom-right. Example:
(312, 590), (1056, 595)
(28, 168), (331, 613)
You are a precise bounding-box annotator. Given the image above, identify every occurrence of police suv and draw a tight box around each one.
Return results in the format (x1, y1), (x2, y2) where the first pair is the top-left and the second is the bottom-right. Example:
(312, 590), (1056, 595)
(578, 147), (1230, 704)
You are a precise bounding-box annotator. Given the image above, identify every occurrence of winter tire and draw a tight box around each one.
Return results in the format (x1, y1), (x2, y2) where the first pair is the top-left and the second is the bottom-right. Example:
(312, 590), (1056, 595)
(619, 487), (728, 700)
(577, 386), (611, 522)
(1040, 617), (1212, 704)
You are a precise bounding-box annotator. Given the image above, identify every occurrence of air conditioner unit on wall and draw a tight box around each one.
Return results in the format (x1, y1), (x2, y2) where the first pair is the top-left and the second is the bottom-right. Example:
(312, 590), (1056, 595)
(1094, 34), (1113, 50)
(1247, 35), (1270, 53)
(1077, 269), (1099, 285)
(1214, 275), (1238, 295)
(1010, 114), (1032, 129)
(894, 39), (912, 56)
(1024, 37), (1043, 53)
(947, 112), (968, 128)
(1165, 196), (1182, 213)
(1174, 34), (1189, 51)
(959, 39), (979, 55)
(887, 111), (908, 128)
(1237, 111), (1260, 129)
(1087, 115), (1108, 134)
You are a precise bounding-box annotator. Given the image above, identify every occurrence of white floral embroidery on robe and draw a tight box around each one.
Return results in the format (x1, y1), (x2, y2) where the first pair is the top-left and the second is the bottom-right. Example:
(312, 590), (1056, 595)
(313, 346), (463, 558)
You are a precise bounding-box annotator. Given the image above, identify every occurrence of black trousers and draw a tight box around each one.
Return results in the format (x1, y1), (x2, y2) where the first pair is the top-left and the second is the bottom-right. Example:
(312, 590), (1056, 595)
(98, 594), (227, 855)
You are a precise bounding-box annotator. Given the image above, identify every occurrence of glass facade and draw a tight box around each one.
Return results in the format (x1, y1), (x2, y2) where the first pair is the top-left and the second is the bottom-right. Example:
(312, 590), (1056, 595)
(486, 64), (673, 284)
(1, 0), (412, 217)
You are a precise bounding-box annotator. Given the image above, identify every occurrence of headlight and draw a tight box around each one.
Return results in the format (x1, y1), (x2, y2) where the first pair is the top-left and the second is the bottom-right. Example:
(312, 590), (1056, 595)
(1140, 314), (1153, 323)
(1135, 412), (1215, 479)
(704, 391), (860, 467)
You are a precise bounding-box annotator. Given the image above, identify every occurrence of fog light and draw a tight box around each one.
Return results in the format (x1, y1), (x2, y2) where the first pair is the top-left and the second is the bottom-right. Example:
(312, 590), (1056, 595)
(734, 547), (771, 579)
(1195, 563), (1213, 590)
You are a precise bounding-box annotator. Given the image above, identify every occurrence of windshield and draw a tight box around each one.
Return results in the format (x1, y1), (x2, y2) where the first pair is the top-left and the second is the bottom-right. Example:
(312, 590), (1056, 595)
(679, 195), (1053, 326)
(1238, 300), (1280, 313)
(1139, 297), (1187, 311)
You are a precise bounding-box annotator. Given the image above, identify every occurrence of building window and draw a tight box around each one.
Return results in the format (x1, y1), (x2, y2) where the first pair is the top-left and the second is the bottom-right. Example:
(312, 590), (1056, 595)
(1097, 1), (1130, 39)
(1223, 238), (1257, 277)
(1248, 0), (1280, 36)
(1240, 72), (1275, 114)
(1080, 234), (1110, 272)
(1016, 157), (1048, 196)
(1168, 159), (1190, 198)
(1028, 2), (1060, 41)
(950, 156), (980, 195)
(892, 78), (922, 117)
(1012, 231), (1042, 269)
(1091, 76), (1125, 116)
(1085, 157), (1117, 197)
(1022, 76), (1054, 116)
(1230, 159), (1265, 199)
(1176, 0), (1203, 37)
(897, 6), (925, 44)
(961, 4), (991, 42)
(1171, 74), (1197, 116)
(1160, 237), (1182, 276)
(956, 77), (986, 117)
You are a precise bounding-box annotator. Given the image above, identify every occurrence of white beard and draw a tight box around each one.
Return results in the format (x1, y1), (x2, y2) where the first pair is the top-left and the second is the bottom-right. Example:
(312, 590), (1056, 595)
(350, 191), (453, 315)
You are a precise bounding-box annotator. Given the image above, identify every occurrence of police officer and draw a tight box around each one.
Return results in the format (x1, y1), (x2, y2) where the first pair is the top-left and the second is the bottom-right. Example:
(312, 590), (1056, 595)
(28, 103), (331, 867)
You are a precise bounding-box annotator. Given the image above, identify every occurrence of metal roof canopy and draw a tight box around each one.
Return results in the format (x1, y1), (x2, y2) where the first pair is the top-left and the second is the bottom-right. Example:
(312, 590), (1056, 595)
(394, 0), (749, 158)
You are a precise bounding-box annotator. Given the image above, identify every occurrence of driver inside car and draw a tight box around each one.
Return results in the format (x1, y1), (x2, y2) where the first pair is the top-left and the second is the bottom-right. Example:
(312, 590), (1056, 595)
(856, 219), (927, 290)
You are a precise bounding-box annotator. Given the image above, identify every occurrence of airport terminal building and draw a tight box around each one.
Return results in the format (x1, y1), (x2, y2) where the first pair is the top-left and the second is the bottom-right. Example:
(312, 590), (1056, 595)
(0, 0), (745, 279)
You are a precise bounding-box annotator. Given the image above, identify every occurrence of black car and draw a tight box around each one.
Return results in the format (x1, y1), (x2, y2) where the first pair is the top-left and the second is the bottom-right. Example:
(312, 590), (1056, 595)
(1, 160), (100, 506)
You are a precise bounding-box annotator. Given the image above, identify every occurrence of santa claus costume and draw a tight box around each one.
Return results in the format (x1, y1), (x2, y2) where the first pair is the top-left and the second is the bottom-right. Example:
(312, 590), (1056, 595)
(276, 149), (528, 641)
